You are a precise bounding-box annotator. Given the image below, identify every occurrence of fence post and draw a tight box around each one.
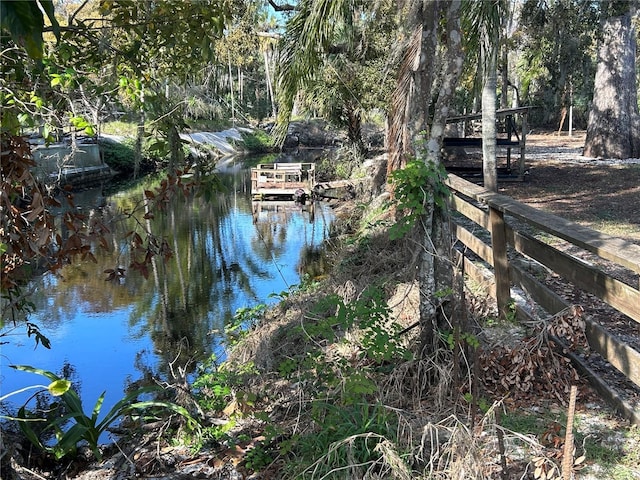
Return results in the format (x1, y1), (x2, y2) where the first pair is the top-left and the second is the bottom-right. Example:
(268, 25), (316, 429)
(489, 205), (511, 318)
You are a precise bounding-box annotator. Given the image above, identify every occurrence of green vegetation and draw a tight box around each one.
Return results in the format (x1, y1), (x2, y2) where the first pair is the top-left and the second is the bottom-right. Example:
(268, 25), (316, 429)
(188, 283), (416, 478)
(239, 129), (276, 153)
(3, 365), (197, 461)
(98, 137), (138, 174)
(388, 159), (450, 240)
(2, 0), (640, 478)
(224, 303), (268, 346)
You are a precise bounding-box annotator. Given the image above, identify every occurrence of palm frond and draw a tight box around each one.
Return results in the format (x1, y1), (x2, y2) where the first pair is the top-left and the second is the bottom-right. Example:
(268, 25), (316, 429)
(274, 0), (358, 145)
(462, 0), (508, 65)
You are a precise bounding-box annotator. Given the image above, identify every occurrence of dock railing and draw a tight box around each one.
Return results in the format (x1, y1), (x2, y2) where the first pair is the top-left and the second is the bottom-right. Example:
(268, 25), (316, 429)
(445, 173), (640, 423)
(251, 163), (316, 200)
(443, 107), (531, 181)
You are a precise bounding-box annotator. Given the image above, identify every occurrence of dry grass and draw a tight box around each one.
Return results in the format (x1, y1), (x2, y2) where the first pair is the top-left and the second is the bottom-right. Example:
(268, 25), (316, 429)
(223, 172), (638, 479)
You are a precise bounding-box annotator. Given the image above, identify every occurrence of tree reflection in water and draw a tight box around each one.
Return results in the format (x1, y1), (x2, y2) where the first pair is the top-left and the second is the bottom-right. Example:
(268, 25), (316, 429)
(2, 164), (333, 424)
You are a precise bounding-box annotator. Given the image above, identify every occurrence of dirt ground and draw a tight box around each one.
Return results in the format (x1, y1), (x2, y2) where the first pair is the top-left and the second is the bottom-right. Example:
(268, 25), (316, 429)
(496, 131), (640, 242)
(463, 131), (640, 426)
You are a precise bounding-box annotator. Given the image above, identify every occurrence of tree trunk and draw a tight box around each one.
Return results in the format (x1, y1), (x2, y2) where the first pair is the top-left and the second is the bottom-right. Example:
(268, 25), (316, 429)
(416, 1), (465, 355)
(134, 120), (144, 179)
(346, 106), (365, 154)
(500, 39), (508, 110)
(482, 42), (498, 192)
(263, 47), (277, 119)
(228, 53), (235, 125)
(386, 2), (438, 175)
(583, 12), (640, 158)
(168, 123), (183, 172)
(134, 87), (145, 180)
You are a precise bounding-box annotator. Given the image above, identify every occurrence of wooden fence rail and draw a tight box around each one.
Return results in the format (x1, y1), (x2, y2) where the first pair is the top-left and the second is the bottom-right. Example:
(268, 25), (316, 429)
(444, 173), (640, 424)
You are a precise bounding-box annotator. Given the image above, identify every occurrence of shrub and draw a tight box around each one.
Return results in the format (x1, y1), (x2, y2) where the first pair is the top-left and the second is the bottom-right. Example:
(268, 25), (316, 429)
(239, 129), (276, 153)
(99, 137), (136, 173)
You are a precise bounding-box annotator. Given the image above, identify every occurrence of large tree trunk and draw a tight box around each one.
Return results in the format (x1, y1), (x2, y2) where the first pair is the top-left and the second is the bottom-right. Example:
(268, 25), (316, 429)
(387, 2), (439, 174)
(387, 0), (464, 355)
(583, 12), (640, 158)
(263, 47), (277, 119)
(420, 0), (465, 355)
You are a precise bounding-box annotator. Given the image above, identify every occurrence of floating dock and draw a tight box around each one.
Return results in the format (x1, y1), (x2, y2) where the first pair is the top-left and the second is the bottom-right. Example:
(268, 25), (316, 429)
(251, 163), (316, 201)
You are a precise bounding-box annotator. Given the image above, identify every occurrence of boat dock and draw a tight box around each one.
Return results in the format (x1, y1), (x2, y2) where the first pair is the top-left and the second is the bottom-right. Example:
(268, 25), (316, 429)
(251, 163), (316, 201)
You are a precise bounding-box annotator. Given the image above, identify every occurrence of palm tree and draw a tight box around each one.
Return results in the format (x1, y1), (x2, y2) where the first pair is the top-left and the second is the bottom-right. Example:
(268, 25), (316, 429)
(273, 0), (394, 154)
(387, 0), (465, 354)
(463, 0), (507, 192)
(275, 0), (466, 354)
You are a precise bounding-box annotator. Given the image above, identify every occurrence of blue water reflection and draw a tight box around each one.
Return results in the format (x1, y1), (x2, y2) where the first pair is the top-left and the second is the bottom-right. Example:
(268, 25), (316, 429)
(1, 161), (333, 432)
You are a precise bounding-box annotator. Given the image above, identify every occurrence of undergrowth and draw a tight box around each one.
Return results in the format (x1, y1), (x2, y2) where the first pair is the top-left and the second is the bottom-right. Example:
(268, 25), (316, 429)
(187, 162), (638, 479)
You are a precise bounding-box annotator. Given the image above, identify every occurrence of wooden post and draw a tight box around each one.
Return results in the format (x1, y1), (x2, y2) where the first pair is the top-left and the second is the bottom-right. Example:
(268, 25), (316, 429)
(519, 110), (528, 179)
(489, 205), (511, 318)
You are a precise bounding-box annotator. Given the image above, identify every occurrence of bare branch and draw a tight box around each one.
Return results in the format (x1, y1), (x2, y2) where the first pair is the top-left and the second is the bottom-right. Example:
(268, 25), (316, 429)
(267, 0), (298, 12)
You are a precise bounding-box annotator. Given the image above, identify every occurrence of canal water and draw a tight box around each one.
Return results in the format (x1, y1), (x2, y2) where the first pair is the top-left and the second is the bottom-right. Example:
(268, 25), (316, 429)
(1, 158), (334, 431)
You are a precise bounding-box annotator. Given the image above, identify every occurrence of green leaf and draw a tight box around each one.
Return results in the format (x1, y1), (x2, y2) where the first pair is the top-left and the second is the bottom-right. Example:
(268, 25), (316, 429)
(92, 392), (106, 422)
(0, 0), (45, 59)
(12, 364), (60, 382)
(70, 116), (87, 127)
(48, 379), (71, 396)
(16, 406), (48, 452)
(52, 423), (88, 459)
(38, 0), (60, 41)
(95, 385), (161, 432)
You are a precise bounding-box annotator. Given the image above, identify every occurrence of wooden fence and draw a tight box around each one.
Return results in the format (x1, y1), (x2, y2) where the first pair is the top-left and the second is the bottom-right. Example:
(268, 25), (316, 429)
(445, 173), (640, 424)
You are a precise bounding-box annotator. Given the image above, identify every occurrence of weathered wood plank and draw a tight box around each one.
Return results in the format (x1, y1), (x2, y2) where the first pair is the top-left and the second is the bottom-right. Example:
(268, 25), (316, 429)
(511, 230), (640, 323)
(510, 263), (569, 316)
(585, 320), (640, 388)
(452, 223), (493, 265)
(450, 194), (489, 229)
(490, 206), (511, 319)
(445, 174), (640, 274)
(455, 251), (496, 297)
(449, 173), (640, 418)
(443, 138), (521, 147)
(511, 264), (640, 390)
(557, 339), (640, 426)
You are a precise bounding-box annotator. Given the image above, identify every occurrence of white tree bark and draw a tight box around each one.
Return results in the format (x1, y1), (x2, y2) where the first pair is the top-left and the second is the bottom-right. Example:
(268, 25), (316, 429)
(482, 43), (498, 192)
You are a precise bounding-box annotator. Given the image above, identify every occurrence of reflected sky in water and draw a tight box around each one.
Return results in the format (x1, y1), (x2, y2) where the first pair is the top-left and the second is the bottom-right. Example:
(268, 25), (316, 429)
(1, 162), (334, 429)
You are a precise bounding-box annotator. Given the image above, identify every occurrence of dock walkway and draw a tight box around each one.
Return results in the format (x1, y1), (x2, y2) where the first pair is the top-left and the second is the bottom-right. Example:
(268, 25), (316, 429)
(251, 163), (316, 201)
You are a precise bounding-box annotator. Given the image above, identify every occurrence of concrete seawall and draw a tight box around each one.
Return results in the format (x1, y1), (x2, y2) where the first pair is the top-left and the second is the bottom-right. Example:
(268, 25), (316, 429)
(31, 141), (114, 187)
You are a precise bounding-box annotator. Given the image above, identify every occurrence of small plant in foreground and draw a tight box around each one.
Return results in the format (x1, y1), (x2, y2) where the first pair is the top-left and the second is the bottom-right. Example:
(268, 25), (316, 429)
(312, 286), (412, 363)
(244, 444), (274, 472)
(3, 365), (197, 460)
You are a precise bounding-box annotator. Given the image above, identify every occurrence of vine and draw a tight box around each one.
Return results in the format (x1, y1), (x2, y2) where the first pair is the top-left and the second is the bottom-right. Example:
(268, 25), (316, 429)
(388, 159), (450, 240)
